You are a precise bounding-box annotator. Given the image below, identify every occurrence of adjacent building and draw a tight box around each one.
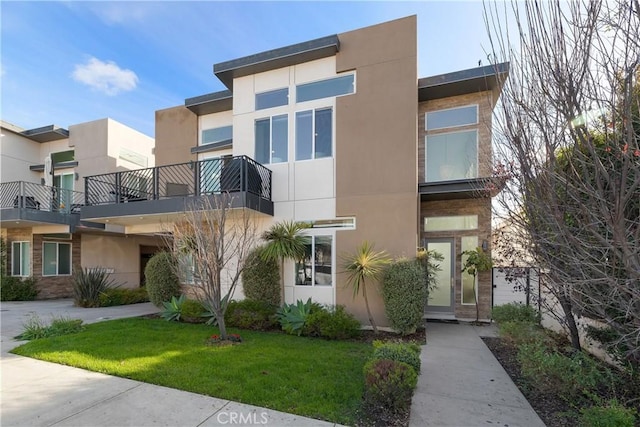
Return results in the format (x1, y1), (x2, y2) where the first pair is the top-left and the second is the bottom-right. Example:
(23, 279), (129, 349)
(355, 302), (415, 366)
(2, 16), (507, 324)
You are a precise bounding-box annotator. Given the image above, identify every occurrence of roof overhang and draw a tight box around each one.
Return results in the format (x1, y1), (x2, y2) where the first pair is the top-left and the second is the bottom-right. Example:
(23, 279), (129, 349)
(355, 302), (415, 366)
(20, 125), (69, 143)
(213, 35), (340, 90)
(418, 62), (509, 102)
(419, 177), (503, 201)
(185, 90), (233, 116)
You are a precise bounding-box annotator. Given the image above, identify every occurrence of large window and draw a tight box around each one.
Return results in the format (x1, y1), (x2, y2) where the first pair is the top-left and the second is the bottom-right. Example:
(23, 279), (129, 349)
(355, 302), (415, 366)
(296, 75), (355, 103)
(202, 126), (232, 145)
(255, 115), (288, 164)
(426, 105), (478, 130)
(426, 130), (478, 182)
(42, 242), (71, 276)
(295, 235), (333, 286)
(295, 108), (332, 160)
(256, 88), (289, 110)
(11, 241), (30, 276)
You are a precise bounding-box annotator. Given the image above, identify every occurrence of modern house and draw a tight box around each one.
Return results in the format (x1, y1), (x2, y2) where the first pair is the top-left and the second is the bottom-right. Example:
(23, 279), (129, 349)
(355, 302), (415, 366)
(0, 118), (164, 298)
(2, 15), (507, 325)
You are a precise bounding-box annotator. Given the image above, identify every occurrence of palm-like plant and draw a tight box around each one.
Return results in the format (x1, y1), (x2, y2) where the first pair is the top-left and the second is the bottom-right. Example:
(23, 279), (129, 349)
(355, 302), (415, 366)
(261, 220), (310, 306)
(343, 241), (391, 334)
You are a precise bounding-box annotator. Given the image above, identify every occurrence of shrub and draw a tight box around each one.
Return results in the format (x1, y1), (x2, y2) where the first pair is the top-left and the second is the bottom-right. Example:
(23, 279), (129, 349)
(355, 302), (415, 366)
(0, 276), (38, 301)
(492, 302), (540, 324)
(361, 359), (417, 420)
(17, 314), (84, 340)
(98, 287), (149, 307)
(276, 298), (323, 335)
(160, 295), (186, 322)
(498, 321), (552, 347)
(517, 342), (608, 402)
(72, 266), (121, 307)
(303, 305), (361, 340)
(381, 259), (427, 335)
(372, 341), (421, 374)
(181, 299), (205, 322)
(242, 246), (280, 306)
(579, 400), (637, 427)
(225, 299), (279, 331)
(145, 252), (181, 307)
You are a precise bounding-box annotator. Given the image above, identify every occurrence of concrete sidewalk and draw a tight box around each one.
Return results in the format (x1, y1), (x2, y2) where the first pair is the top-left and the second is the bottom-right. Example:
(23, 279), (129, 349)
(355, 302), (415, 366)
(1, 300), (340, 427)
(409, 322), (545, 427)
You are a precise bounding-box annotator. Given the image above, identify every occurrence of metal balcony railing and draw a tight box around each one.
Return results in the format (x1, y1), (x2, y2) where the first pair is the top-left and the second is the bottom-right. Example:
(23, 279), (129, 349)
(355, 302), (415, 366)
(0, 181), (84, 214)
(84, 155), (272, 206)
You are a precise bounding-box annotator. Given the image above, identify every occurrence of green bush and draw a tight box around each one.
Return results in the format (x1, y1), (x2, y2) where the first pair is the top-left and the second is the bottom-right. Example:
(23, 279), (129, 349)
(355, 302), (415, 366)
(145, 252), (181, 307)
(98, 287), (149, 307)
(381, 259), (427, 335)
(181, 299), (205, 323)
(72, 266), (121, 307)
(580, 400), (637, 427)
(242, 246), (280, 306)
(225, 299), (279, 331)
(492, 302), (540, 324)
(17, 315), (84, 340)
(372, 341), (422, 374)
(276, 298), (323, 335)
(303, 305), (361, 340)
(517, 342), (607, 402)
(0, 276), (38, 301)
(361, 359), (417, 422)
(498, 320), (552, 347)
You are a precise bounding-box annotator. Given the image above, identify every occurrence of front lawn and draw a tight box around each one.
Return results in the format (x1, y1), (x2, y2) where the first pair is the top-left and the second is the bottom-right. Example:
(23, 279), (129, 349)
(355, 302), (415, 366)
(11, 318), (371, 425)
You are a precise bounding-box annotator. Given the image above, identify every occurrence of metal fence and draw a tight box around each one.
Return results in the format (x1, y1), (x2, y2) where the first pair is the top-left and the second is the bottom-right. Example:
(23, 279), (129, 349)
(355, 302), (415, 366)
(0, 181), (84, 214)
(84, 155), (272, 206)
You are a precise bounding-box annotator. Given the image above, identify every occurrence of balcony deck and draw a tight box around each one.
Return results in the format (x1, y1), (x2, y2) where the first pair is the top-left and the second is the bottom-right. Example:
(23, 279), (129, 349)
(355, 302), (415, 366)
(81, 156), (273, 223)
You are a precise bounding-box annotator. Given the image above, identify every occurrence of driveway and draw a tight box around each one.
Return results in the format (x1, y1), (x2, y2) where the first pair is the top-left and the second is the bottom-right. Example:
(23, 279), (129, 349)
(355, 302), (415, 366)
(1, 299), (159, 353)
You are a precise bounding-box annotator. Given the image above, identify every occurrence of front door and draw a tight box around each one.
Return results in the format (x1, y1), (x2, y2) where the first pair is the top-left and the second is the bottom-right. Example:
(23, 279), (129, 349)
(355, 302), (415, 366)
(425, 239), (455, 316)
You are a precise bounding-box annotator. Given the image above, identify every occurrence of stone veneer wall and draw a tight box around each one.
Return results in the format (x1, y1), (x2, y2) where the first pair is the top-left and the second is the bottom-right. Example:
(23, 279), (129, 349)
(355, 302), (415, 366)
(421, 198), (493, 320)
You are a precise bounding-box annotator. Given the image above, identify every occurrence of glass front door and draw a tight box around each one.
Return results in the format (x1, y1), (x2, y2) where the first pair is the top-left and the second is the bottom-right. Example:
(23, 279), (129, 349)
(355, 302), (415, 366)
(425, 239), (455, 315)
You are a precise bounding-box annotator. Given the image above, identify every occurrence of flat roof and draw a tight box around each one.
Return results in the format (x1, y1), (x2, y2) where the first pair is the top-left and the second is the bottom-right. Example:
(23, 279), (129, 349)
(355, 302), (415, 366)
(213, 35), (340, 90)
(418, 62), (509, 101)
(185, 90), (233, 115)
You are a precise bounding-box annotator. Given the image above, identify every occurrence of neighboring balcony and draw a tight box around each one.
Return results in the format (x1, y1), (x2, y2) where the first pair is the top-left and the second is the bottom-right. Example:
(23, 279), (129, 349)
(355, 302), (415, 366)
(81, 156), (273, 224)
(0, 181), (85, 227)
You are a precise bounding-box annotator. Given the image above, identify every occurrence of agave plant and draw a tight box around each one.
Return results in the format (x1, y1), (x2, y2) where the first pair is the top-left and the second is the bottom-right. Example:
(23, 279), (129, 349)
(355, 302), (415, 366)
(342, 242), (391, 334)
(160, 295), (187, 322)
(276, 298), (318, 335)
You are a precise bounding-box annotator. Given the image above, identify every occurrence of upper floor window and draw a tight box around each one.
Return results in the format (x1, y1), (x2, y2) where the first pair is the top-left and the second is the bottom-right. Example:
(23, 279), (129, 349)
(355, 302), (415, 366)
(43, 242), (71, 276)
(202, 125), (232, 145)
(255, 114), (288, 164)
(426, 130), (478, 182)
(11, 241), (30, 277)
(256, 88), (289, 110)
(295, 108), (332, 160)
(296, 75), (355, 103)
(426, 105), (478, 130)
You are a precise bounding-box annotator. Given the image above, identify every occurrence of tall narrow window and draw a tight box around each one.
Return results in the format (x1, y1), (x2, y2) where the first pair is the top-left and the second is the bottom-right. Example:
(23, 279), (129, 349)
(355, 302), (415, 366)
(43, 242), (71, 276)
(255, 115), (288, 164)
(295, 235), (333, 286)
(295, 108), (332, 160)
(11, 241), (30, 276)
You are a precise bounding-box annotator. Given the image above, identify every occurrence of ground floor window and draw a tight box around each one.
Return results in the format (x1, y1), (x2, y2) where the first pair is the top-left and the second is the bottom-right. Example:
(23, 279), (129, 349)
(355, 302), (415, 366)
(11, 241), (30, 276)
(295, 235), (332, 286)
(42, 242), (71, 276)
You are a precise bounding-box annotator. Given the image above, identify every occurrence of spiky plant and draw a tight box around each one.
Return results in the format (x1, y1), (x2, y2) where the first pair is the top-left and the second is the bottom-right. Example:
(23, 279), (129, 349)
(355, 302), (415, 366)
(343, 241), (391, 334)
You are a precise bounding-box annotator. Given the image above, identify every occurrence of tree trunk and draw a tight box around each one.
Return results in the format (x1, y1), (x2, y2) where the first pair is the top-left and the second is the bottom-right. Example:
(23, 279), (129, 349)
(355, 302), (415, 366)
(473, 274), (479, 323)
(362, 279), (378, 334)
(558, 294), (582, 351)
(280, 258), (285, 307)
(217, 310), (228, 339)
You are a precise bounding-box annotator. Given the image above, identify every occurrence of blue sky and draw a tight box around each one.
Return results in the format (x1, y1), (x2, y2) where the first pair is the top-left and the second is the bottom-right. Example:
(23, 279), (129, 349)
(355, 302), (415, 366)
(1, 1), (498, 137)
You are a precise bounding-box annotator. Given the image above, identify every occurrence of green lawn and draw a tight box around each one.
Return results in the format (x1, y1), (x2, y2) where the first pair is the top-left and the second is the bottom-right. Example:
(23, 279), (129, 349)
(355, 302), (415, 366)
(11, 318), (371, 425)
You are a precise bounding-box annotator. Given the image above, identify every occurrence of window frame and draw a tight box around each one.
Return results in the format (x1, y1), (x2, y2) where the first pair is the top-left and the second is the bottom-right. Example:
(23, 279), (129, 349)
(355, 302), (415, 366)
(295, 74), (356, 103)
(11, 241), (30, 277)
(425, 104), (478, 131)
(295, 234), (333, 287)
(42, 241), (72, 276)
(255, 114), (288, 164)
(295, 107), (333, 161)
(425, 129), (479, 182)
(201, 125), (233, 146)
(255, 88), (289, 111)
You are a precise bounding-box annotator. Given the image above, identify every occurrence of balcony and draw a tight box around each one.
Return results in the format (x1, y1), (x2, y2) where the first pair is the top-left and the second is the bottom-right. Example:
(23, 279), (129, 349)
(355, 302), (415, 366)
(1, 181), (85, 227)
(81, 156), (273, 223)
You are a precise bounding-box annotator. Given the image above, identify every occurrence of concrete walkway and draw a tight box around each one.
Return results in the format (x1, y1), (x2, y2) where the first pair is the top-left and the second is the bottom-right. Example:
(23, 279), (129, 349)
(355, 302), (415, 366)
(409, 322), (545, 427)
(0, 300), (340, 427)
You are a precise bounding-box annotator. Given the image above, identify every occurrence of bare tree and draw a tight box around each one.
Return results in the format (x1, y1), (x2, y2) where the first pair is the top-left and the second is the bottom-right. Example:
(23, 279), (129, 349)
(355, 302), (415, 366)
(485, 0), (640, 363)
(169, 193), (258, 339)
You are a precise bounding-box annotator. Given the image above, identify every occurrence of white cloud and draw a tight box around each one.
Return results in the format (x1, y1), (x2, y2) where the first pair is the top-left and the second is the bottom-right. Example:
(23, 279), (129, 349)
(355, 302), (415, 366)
(71, 57), (138, 96)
